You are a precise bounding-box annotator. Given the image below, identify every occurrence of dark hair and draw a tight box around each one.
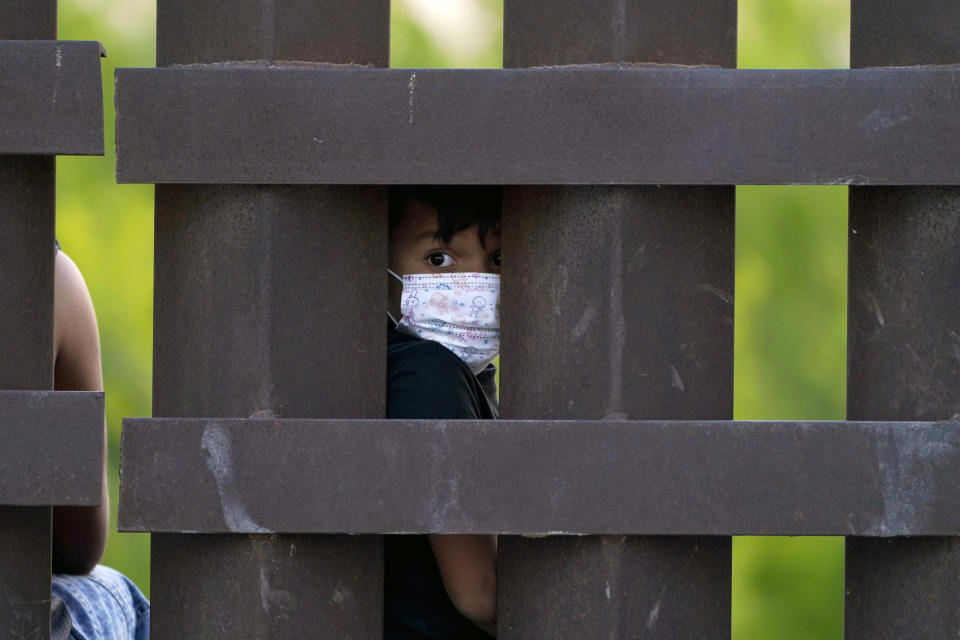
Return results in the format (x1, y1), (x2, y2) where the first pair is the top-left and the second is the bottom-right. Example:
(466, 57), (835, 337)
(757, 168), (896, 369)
(389, 186), (501, 245)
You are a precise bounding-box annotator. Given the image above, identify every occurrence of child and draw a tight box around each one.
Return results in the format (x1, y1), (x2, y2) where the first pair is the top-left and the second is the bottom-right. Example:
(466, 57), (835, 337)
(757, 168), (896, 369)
(50, 245), (149, 639)
(384, 186), (501, 639)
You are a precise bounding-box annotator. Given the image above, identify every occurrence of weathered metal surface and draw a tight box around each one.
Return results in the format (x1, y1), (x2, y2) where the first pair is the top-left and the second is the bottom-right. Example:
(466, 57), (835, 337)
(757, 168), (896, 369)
(845, 537), (960, 639)
(119, 418), (960, 536)
(0, 391), (104, 505)
(156, 0), (389, 67)
(851, 0), (960, 67)
(500, 6), (734, 635)
(0, 156), (55, 390)
(115, 66), (960, 186)
(504, 0), (737, 68)
(0, 41), (104, 155)
(845, 10), (960, 638)
(0, 1), (56, 40)
(502, 186), (734, 419)
(2, 10), (69, 640)
(499, 535), (731, 638)
(146, 2), (390, 636)
(845, 190), (960, 634)
(149, 185), (386, 640)
(848, 187), (960, 421)
(0, 61), (56, 637)
(151, 533), (383, 639)
(0, 507), (52, 640)
(152, 185), (386, 419)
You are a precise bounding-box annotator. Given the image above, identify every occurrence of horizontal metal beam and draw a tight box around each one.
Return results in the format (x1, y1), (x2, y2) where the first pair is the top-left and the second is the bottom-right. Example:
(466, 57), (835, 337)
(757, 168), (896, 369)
(119, 417), (960, 536)
(0, 391), (104, 505)
(115, 65), (960, 185)
(0, 40), (105, 156)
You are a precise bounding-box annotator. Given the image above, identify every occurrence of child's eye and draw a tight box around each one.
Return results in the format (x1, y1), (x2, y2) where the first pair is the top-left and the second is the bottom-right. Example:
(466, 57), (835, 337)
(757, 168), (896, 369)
(491, 251), (502, 267)
(427, 252), (455, 267)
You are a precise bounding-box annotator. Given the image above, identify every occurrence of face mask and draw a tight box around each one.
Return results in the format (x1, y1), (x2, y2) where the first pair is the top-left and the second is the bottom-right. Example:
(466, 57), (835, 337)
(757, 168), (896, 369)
(388, 269), (500, 375)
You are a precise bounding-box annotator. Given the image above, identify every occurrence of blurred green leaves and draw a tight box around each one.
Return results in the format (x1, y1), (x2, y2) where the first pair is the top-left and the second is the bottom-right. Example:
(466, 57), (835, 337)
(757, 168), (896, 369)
(733, 536), (845, 640)
(392, 0), (503, 68)
(739, 0), (849, 69)
(735, 186), (847, 421)
(54, 1), (851, 636)
(735, 3), (849, 639)
(58, 0), (156, 595)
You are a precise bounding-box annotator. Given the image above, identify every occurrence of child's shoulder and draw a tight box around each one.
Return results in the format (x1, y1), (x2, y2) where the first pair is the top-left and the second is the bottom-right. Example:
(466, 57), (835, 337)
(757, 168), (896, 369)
(387, 327), (473, 377)
(386, 327), (489, 420)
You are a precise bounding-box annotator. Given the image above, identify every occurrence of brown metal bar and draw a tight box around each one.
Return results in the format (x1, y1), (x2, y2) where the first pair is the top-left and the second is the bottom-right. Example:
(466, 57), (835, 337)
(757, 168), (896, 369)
(150, 534), (383, 640)
(845, 537), (960, 638)
(846, 4), (960, 637)
(0, 507), (52, 639)
(0, 86), (56, 640)
(499, 536), (732, 637)
(149, 147), (388, 639)
(0, 41), (105, 155)
(152, 185), (385, 419)
(1, 9), (105, 640)
(504, 0), (736, 68)
(0, 156), (55, 391)
(0, 1), (56, 40)
(156, 0), (389, 68)
(848, 187), (960, 422)
(120, 417), (960, 536)
(146, 1), (390, 637)
(501, 186), (734, 419)
(498, 2), (735, 636)
(0, 391), (104, 505)
(846, 187), (960, 637)
(114, 66), (960, 186)
(851, 0), (960, 67)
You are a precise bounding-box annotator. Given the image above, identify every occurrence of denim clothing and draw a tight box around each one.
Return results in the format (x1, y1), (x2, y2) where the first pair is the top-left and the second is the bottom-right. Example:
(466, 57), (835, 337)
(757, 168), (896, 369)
(52, 565), (149, 640)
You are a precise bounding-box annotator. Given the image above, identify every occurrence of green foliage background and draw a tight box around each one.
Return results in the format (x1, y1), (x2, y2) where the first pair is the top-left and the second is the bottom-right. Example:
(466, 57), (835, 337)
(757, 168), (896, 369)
(56, 1), (850, 637)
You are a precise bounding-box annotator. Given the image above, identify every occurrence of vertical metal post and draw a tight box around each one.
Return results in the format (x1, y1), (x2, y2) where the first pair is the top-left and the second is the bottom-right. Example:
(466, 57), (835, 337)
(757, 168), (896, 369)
(0, 5), (57, 638)
(500, 2), (736, 637)
(0, 1), (56, 41)
(0, 157), (56, 391)
(150, 1), (389, 637)
(504, 0), (735, 68)
(846, 2), (960, 637)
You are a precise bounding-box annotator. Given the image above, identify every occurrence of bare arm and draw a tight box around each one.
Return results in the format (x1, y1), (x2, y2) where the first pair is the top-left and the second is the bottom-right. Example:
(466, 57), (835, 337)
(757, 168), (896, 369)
(429, 534), (497, 635)
(51, 250), (109, 575)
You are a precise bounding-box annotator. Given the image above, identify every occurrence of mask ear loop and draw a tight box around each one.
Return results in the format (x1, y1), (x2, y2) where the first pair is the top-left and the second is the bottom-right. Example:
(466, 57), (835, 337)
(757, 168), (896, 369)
(387, 269), (404, 328)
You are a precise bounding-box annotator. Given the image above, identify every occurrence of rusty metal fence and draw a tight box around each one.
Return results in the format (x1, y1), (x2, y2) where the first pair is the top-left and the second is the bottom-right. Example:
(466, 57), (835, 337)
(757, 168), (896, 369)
(0, 2), (105, 638)
(4, 0), (960, 638)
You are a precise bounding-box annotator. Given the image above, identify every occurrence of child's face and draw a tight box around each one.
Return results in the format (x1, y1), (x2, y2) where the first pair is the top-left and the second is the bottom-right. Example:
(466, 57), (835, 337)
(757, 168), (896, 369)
(388, 199), (501, 318)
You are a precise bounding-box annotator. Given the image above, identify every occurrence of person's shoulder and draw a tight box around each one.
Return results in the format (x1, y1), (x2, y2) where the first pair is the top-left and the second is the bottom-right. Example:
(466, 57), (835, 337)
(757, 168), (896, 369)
(53, 250), (102, 391)
(389, 330), (470, 374)
(387, 330), (483, 419)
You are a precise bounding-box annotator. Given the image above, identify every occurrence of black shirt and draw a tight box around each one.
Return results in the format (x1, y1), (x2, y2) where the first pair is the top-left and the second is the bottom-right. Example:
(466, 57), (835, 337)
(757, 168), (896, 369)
(384, 325), (497, 639)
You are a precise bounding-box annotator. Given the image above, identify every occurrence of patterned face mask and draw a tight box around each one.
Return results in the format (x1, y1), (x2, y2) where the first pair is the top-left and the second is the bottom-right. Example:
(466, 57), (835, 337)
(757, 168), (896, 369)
(388, 270), (500, 375)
